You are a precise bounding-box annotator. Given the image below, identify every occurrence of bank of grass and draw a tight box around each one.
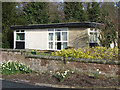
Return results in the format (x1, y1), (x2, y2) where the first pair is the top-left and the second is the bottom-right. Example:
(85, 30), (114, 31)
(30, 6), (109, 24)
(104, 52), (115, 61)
(28, 50), (51, 56)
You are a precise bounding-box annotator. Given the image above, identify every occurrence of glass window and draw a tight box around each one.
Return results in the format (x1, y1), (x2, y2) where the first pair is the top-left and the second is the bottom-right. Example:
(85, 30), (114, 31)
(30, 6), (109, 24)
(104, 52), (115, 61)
(49, 33), (53, 41)
(49, 42), (53, 49)
(48, 29), (54, 31)
(55, 29), (61, 31)
(16, 30), (19, 32)
(62, 28), (67, 31)
(21, 30), (24, 32)
(55, 32), (61, 41)
(48, 28), (68, 50)
(55, 42), (61, 50)
(16, 33), (25, 40)
(94, 33), (97, 42)
(90, 32), (93, 42)
(63, 42), (67, 49)
(89, 28), (98, 43)
(90, 28), (93, 31)
(62, 32), (67, 41)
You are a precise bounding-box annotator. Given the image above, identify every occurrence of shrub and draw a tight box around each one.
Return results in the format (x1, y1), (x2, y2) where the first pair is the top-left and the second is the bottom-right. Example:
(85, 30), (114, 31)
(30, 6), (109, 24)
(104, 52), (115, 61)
(51, 47), (118, 60)
(0, 61), (32, 75)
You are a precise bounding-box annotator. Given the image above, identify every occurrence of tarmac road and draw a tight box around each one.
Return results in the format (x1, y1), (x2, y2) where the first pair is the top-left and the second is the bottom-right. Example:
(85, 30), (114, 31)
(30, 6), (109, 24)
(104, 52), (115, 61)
(1, 79), (49, 89)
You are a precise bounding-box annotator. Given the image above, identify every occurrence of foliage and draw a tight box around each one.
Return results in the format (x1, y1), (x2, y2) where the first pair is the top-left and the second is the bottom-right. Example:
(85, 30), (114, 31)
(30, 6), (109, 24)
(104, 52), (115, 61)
(54, 70), (74, 82)
(47, 2), (65, 23)
(0, 33), (2, 48)
(51, 47), (118, 60)
(64, 2), (86, 22)
(2, 2), (27, 48)
(0, 61), (32, 75)
(23, 2), (49, 24)
(87, 2), (101, 22)
(98, 5), (117, 48)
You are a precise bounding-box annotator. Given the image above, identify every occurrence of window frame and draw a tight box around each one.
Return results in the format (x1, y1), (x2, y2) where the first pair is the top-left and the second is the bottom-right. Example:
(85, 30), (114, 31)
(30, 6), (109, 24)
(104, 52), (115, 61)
(47, 28), (68, 50)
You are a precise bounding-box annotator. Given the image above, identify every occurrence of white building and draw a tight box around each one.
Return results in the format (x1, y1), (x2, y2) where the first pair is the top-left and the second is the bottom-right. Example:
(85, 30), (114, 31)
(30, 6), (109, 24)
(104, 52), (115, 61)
(11, 22), (104, 50)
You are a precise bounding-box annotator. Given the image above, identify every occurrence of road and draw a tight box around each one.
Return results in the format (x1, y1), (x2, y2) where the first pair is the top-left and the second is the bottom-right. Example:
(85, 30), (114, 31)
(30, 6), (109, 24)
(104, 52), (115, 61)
(1, 80), (50, 89)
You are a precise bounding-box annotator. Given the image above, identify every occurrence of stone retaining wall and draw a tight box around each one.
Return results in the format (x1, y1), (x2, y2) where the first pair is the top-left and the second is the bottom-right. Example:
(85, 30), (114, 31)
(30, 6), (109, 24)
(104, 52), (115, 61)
(1, 49), (119, 77)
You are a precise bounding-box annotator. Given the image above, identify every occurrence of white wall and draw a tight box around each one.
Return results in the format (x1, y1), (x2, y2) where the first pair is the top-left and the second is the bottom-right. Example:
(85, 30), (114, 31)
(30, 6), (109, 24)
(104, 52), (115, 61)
(25, 29), (47, 50)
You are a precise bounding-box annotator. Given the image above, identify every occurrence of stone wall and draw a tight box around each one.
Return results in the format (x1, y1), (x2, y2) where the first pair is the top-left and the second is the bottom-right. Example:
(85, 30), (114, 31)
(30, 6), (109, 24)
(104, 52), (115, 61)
(1, 49), (119, 77)
(68, 28), (89, 49)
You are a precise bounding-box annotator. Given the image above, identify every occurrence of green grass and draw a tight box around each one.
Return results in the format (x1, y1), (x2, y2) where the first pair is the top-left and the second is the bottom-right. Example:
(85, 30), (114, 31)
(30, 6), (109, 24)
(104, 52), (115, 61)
(36, 52), (51, 56)
(28, 51), (51, 56)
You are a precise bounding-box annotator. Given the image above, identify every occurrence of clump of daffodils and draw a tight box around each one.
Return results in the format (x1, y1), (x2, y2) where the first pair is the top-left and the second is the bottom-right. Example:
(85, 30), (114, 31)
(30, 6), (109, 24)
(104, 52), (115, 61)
(54, 70), (74, 82)
(51, 47), (118, 60)
(0, 61), (32, 75)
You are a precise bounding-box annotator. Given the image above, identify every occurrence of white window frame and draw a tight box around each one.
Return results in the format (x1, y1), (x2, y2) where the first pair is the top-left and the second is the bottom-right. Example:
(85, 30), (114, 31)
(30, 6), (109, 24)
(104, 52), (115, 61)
(14, 30), (25, 49)
(47, 28), (68, 50)
(88, 28), (98, 43)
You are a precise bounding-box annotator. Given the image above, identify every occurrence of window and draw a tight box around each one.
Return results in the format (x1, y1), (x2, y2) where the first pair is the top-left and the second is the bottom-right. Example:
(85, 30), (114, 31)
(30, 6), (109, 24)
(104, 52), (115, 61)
(16, 33), (25, 40)
(48, 28), (68, 50)
(16, 30), (25, 41)
(89, 28), (98, 43)
(89, 28), (98, 47)
(16, 30), (19, 32)
(21, 30), (24, 32)
(14, 30), (25, 49)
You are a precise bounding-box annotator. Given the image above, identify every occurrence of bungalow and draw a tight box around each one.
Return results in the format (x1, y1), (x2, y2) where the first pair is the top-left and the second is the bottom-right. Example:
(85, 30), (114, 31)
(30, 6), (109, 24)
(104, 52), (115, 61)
(10, 22), (104, 50)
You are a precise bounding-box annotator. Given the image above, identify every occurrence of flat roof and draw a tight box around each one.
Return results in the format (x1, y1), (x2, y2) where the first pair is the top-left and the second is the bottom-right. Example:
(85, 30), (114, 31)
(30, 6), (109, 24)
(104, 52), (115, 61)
(11, 22), (104, 30)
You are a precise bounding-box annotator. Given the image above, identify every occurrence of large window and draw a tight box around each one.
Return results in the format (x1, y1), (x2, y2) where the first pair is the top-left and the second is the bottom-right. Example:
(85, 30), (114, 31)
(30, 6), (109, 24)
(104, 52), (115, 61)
(14, 30), (25, 49)
(89, 28), (98, 47)
(89, 28), (98, 43)
(48, 28), (68, 50)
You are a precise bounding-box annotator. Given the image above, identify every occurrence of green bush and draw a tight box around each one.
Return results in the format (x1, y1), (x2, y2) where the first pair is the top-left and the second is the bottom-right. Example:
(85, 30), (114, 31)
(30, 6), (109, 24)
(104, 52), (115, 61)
(0, 61), (32, 75)
(51, 47), (118, 60)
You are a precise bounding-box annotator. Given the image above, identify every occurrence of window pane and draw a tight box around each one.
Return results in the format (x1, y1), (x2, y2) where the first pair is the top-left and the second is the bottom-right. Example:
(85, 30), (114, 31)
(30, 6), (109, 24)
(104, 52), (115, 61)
(16, 33), (25, 40)
(48, 29), (54, 31)
(55, 42), (61, 50)
(55, 32), (61, 41)
(49, 42), (53, 49)
(49, 33), (53, 41)
(16, 30), (19, 32)
(62, 32), (67, 41)
(90, 32), (93, 42)
(21, 30), (24, 32)
(55, 29), (61, 31)
(62, 28), (67, 31)
(94, 28), (97, 31)
(94, 33), (97, 42)
(90, 28), (93, 31)
(63, 42), (67, 49)
(55, 42), (57, 49)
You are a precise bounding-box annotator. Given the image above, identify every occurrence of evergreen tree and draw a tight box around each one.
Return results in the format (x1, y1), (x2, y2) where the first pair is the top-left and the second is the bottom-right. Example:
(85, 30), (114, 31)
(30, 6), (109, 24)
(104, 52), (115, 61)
(47, 2), (65, 23)
(2, 2), (27, 48)
(87, 2), (101, 22)
(23, 2), (49, 24)
(64, 2), (86, 22)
